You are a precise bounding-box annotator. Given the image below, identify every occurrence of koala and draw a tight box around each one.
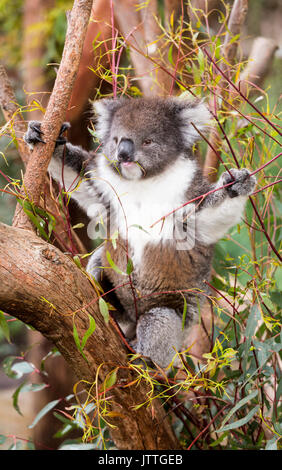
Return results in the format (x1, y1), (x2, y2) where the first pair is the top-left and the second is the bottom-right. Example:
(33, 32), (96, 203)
(24, 97), (256, 368)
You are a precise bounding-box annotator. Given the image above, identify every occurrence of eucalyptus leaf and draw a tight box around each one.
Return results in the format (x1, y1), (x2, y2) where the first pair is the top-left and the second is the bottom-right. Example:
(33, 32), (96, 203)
(11, 361), (35, 379)
(99, 297), (110, 324)
(29, 399), (61, 429)
(218, 390), (258, 430)
(0, 435), (7, 445)
(106, 250), (125, 275)
(59, 443), (97, 450)
(181, 297), (187, 330)
(73, 319), (87, 362)
(126, 258), (134, 275)
(265, 437), (278, 450)
(218, 405), (260, 433)
(2, 356), (18, 379)
(12, 381), (27, 416)
(104, 369), (117, 391)
(81, 314), (96, 349)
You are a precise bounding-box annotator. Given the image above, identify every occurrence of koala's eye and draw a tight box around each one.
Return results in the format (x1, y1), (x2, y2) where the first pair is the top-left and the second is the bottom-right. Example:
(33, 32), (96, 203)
(143, 138), (153, 146)
(113, 137), (118, 144)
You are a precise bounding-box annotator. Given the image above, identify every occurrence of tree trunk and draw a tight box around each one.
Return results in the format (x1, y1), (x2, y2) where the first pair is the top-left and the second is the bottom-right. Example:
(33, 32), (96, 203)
(0, 222), (179, 450)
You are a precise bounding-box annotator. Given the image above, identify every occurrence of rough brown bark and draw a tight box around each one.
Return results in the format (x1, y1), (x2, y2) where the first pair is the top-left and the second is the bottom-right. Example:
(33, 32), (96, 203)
(0, 222), (179, 450)
(13, 0), (94, 230)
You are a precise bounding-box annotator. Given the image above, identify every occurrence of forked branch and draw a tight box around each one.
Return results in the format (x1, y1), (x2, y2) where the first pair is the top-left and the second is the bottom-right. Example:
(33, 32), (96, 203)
(0, 222), (179, 450)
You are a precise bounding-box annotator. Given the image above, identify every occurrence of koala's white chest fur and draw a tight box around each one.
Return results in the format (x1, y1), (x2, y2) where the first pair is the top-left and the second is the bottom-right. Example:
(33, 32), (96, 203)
(96, 155), (196, 267)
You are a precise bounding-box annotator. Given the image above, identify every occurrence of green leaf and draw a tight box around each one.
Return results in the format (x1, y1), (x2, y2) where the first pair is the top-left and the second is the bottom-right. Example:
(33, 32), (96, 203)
(197, 48), (205, 74)
(265, 437), (278, 450)
(218, 405), (260, 432)
(126, 258), (134, 275)
(168, 44), (174, 65)
(2, 356), (18, 379)
(73, 319), (87, 362)
(81, 314), (96, 349)
(73, 255), (82, 269)
(72, 223), (85, 230)
(242, 305), (260, 373)
(104, 369), (117, 391)
(276, 377), (282, 402)
(21, 383), (48, 393)
(181, 296), (187, 330)
(106, 250), (125, 275)
(16, 199), (56, 241)
(29, 399), (61, 429)
(54, 424), (73, 439)
(73, 315), (96, 362)
(0, 435), (7, 445)
(218, 390), (258, 430)
(99, 297), (110, 324)
(59, 443), (97, 450)
(17, 199), (49, 241)
(0, 311), (11, 343)
(270, 291), (282, 308)
(10, 361), (34, 379)
(130, 224), (150, 235)
(12, 381), (27, 416)
(210, 431), (228, 447)
(111, 230), (119, 249)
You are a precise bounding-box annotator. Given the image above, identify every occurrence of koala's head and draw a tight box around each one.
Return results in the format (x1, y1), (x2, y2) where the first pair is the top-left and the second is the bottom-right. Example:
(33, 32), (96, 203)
(93, 97), (211, 180)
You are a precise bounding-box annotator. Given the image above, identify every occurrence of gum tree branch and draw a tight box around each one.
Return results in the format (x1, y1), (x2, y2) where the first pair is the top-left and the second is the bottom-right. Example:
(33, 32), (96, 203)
(13, 0), (94, 230)
(0, 222), (179, 450)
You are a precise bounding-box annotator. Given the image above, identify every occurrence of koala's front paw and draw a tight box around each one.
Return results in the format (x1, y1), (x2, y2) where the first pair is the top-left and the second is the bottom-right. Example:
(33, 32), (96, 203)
(24, 121), (46, 149)
(55, 122), (71, 146)
(24, 121), (71, 150)
(222, 168), (256, 198)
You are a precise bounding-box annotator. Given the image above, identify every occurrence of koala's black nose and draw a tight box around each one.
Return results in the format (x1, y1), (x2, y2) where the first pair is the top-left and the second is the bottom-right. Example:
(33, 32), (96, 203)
(117, 139), (134, 162)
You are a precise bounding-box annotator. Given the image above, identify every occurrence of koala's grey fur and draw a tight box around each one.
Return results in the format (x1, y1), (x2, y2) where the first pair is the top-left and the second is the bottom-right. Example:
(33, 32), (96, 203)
(24, 97), (256, 368)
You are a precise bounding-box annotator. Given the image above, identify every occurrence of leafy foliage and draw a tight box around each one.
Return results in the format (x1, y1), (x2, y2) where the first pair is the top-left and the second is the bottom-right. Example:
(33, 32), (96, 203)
(0, 0), (281, 451)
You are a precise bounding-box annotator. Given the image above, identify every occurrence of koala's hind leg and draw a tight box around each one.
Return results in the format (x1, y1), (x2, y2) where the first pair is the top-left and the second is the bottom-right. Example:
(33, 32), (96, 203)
(135, 308), (185, 368)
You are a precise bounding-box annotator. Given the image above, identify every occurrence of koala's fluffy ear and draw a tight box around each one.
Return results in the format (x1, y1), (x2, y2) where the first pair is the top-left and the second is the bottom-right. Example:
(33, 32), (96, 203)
(173, 97), (212, 147)
(93, 97), (127, 141)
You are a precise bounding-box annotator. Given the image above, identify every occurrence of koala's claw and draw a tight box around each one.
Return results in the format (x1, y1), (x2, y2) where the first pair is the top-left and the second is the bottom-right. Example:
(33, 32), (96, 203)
(24, 121), (71, 149)
(222, 168), (256, 198)
(55, 122), (71, 147)
(24, 121), (46, 148)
